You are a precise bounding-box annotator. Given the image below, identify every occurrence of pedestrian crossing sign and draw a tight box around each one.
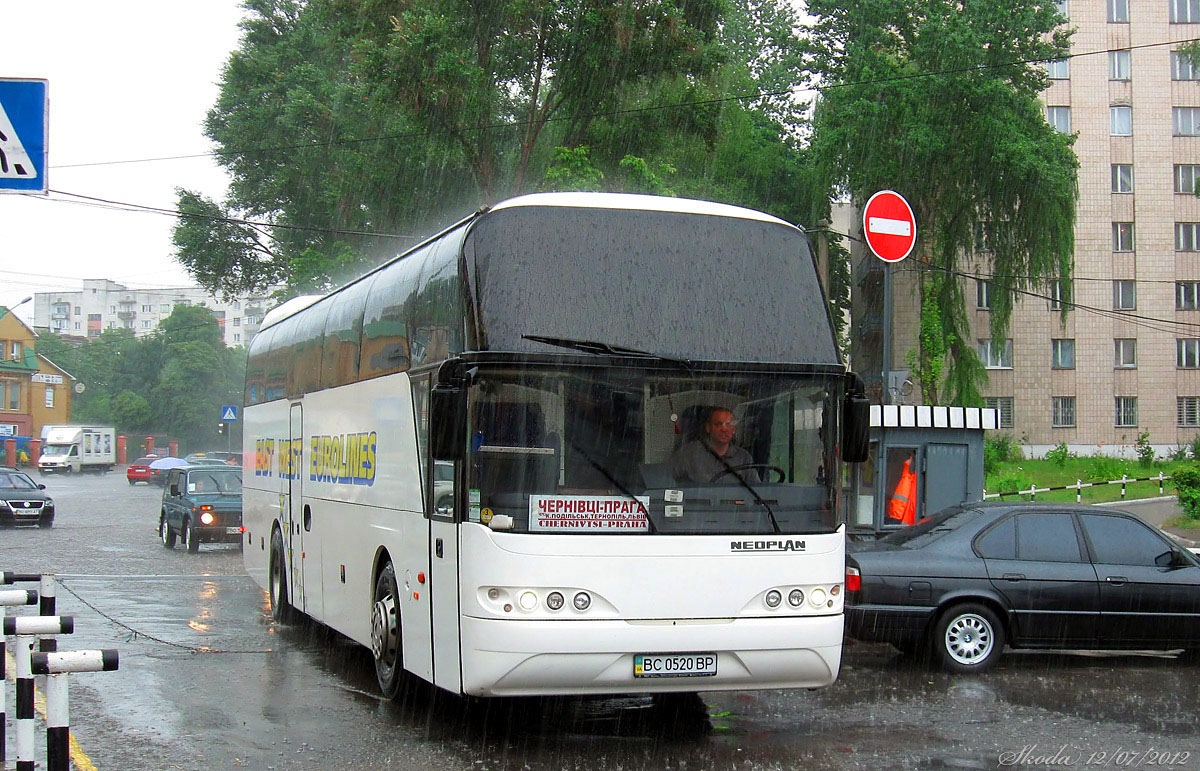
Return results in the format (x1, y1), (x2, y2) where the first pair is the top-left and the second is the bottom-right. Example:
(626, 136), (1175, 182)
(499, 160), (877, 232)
(221, 406), (239, 422)
(0, 78), (48, 194)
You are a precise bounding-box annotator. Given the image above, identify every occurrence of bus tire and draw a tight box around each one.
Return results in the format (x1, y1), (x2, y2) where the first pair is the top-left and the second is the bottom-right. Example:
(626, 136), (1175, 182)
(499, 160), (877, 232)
(372, 562), (404, 699)
(270, 530), (295, 623)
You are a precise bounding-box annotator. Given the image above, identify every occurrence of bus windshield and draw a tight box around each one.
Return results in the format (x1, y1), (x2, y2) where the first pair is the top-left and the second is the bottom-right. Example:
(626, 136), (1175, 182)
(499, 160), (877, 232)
(466, 364), (842, 535)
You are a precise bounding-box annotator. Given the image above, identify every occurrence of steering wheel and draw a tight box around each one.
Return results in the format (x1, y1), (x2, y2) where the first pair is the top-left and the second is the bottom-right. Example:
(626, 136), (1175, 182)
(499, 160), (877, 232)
(709, 464), (786, 484)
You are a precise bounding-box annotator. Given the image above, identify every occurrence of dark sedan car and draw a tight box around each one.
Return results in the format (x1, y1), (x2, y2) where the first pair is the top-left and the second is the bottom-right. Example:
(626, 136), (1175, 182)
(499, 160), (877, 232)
(0, 466), (54, 528)
(846, 502), (1200, 673)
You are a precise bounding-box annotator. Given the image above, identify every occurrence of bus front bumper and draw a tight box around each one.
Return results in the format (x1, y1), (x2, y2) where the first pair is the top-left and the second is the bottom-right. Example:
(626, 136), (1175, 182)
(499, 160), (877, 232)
(459, 614), (843, 697)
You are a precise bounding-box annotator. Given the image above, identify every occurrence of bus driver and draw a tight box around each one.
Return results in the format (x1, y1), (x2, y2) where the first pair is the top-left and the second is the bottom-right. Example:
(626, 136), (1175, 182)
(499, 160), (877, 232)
(668, 407), (761, 485)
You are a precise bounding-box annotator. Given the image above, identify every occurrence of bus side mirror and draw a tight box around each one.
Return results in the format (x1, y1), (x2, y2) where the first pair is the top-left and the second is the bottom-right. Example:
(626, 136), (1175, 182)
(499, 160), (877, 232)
(842, 394), (870, 463)
(431, 386), (466, 461)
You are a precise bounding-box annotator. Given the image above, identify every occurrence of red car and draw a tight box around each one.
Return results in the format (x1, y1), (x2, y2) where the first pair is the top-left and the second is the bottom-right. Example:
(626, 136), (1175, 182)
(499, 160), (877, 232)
(126, 456), (162, 486)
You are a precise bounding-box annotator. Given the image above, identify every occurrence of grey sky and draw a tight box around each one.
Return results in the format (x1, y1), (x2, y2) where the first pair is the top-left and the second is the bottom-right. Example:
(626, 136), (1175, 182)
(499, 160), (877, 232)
(1, 1), (245, 324)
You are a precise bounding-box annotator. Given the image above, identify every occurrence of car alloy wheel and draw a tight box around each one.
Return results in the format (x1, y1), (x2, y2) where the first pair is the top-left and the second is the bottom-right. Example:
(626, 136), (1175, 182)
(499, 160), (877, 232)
(934, 602), (1005, 674)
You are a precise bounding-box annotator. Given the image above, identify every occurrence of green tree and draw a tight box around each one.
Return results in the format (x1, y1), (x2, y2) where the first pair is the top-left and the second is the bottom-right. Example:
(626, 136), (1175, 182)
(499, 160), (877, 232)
(807, 0), (1078, 403)
(174, 0), (824, 298)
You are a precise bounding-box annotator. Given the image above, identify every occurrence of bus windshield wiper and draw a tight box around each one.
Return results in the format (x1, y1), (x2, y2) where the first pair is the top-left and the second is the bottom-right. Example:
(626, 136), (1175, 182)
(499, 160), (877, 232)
(704, 445), (781, 534)
(522, 335), (693, 371)
(561, 435), (657, 534)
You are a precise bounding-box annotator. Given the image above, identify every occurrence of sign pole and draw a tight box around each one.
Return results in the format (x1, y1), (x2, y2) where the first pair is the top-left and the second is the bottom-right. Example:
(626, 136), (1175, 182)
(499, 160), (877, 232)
(883, 262), (893, 404)
(862, 190), (917, 405)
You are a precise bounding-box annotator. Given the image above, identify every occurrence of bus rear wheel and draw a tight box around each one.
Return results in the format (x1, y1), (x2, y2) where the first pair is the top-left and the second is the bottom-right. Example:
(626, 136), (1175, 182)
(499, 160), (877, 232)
(269, 530), (294, 623)
(372, 562), (404, 699)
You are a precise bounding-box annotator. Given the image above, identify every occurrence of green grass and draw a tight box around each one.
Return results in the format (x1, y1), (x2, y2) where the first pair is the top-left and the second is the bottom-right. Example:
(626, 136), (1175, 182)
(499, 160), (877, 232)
(984, 456), (1192, 505)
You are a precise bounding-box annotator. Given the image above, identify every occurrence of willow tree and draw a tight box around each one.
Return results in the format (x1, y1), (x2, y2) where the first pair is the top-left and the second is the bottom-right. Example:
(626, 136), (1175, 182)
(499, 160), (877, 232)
(806, 0), (1078, 404)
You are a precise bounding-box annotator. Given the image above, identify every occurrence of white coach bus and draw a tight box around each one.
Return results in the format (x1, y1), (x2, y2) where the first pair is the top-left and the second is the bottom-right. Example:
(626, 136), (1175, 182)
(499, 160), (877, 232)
(242, 192), (869, 698)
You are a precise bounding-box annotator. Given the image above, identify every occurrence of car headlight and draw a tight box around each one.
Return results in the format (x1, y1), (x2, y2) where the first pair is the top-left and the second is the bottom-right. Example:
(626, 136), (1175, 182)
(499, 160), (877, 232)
(200, 512), (215, 525)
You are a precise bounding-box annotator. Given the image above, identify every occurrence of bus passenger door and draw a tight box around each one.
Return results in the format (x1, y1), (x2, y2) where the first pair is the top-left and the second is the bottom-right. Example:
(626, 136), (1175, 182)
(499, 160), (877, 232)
(287, 403), (320, 617)
(429, 463), (462, 693)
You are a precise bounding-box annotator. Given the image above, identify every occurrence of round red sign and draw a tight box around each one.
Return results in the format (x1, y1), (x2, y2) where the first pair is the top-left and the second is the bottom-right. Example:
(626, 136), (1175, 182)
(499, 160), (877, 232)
(862, 190), (917, 263)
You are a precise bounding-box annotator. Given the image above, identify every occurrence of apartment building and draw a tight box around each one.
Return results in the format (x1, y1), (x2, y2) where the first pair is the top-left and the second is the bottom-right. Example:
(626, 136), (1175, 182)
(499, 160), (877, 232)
(32, 279), (272, 348)
(855, 0), (1200, 457)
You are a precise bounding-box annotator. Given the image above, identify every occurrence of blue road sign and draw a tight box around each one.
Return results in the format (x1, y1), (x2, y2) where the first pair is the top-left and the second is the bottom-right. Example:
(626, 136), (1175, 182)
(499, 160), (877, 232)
(221, 405), (239, 422)
(0, 78), (48, 194)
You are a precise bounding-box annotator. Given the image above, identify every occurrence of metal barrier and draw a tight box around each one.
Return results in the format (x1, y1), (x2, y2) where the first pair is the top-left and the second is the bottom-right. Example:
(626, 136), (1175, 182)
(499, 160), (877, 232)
(0, 587), (38, 766)
(2, 572), (120, 771)
(984, 471), (1172, 502)
(32, 650), (120, 771)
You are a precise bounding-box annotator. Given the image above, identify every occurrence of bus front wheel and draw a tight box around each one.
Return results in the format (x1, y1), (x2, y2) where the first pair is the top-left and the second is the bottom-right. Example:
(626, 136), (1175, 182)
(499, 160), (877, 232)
(372, 562), (404, 699)
(269, 530), (295, 624)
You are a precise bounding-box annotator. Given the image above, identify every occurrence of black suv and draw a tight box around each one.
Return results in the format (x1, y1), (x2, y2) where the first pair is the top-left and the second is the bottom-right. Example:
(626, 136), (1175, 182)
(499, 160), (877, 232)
(159, 465), (243, 553)
(0, 466), (54, 528)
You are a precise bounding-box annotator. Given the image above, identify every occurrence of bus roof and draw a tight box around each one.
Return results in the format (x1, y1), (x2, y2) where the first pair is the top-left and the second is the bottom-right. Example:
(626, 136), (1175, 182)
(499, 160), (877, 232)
(491, 192), (798, 229)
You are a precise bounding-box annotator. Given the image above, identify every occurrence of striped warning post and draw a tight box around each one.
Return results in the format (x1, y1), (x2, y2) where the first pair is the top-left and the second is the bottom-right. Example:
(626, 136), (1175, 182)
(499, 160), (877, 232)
(3, 615), (74, 771)
(32, 650), (120, 771)
(0, 588), (38, 766)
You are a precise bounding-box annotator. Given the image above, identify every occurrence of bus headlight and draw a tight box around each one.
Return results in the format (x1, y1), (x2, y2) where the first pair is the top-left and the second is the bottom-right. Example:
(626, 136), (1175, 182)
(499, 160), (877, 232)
(573, 592), (591, 611)
(518, 591), (538, 611)
(788, 589), (805, 607)
(546, 591), (564, 611)
(809, 588), (827, 607)
(764, 589), (782, 608)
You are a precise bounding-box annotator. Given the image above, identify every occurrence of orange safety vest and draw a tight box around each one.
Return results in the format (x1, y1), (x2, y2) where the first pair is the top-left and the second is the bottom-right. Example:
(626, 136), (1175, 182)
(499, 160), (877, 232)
(887, 458), (917, 525)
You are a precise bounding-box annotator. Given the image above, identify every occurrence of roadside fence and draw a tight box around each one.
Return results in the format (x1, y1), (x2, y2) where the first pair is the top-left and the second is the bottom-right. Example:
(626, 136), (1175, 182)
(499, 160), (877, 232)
(1, 572), (120, 771)
(984, 471), (1172, 503)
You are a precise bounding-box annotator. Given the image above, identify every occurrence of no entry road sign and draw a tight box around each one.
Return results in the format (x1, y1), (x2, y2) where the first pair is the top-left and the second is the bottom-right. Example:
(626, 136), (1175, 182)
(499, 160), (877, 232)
(863, 190), (916, 263)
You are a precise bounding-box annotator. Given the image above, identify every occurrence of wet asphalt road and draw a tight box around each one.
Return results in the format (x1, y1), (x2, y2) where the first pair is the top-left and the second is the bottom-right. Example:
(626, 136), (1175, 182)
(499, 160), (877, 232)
(1, 472), (1198, 771)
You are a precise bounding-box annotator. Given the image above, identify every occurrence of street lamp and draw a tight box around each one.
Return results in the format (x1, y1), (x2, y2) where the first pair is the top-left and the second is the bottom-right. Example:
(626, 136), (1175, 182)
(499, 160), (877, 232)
(1, 296), (32, 318)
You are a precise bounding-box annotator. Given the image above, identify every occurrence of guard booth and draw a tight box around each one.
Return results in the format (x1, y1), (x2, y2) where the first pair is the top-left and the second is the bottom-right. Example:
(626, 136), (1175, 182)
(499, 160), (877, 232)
(846, 405), (997, 540)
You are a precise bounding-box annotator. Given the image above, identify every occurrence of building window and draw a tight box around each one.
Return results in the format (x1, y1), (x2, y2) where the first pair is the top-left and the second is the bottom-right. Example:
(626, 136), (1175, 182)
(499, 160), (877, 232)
(1172, 0), (1200, 22)
(1172, 51), (1200, 80)
(1108, 0), (1129, 21)
(985, 397), (1015, 428)
(1115, 338), (1137, 368)
(1180, 338), (1200, 368)
(6, 382), (18, 411)
(73, 322), (80, 331)
(9, 342), (21, 362)
(141, 304), (151, 312)
(976, 279), (991, 310)
(1047, 59), (1069, 79)
(233, 317), (241, 327)
(1055, 0), (1068, 14)
(1177, 165), (1200, 194)
(1181, 282), (1200, 309)
(44, 387), (54, 408)
(73, 306), (80, 315)
(1175, 107), (1200, 135)
(1048, 280), (1070, 310)
(1115, 396), (1138, 427)
(978, 339), (1013, 368)
(1112, 222), (1134, 252)
(1113, 280), (1136, 309)
(1111, 164), (1133, 193)
(1052, 339), (1076, 369)
(160, 304), (170, 313)
(1178, 223), (1200, 252)
(1179, 397), (1200, 427)
(1047, 106), (1071, 133)
(141, 320), (152, 329)
(1053, 396), (1076, 428)
(1110, 106), (1132, 136)
(1110, 50), (1132, 79)
(234, 333), (241, 343)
